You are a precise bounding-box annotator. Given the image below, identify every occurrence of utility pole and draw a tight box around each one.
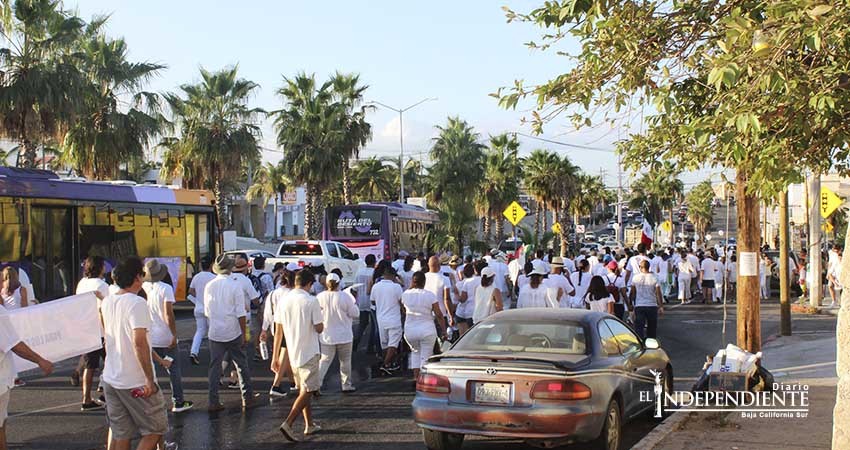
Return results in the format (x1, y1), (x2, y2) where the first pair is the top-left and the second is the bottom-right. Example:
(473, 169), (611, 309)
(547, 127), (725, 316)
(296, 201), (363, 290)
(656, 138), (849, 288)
(779, 190), (791, 336)
(617, 153), (623, 243)
(809, 173), (822, 307)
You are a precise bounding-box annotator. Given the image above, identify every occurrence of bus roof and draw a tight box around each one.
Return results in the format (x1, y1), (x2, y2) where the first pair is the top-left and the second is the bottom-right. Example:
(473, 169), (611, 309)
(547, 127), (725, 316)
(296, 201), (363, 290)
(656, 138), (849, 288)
(336, 202), (438, 221)
(0, 167), (214, 208)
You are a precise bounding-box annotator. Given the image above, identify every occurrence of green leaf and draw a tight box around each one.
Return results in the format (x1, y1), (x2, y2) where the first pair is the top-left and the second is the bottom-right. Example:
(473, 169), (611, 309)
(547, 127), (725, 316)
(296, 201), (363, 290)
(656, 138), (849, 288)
(807, 4), (833, 18)
(735, 114), (749, 133)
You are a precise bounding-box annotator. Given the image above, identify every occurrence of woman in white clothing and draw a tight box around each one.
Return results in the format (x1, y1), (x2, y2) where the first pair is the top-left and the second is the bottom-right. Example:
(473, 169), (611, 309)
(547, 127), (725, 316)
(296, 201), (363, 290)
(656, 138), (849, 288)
(583, 276), (615, 314)
(517, 260), (554, 308)
(317, 272), (360, 392)
(1, 266), (28, 309)
(399, 255), (415, 290)
(568, 259), (592, 308)
(472, 267), (503, 324)
(676, 249), (695, 304)
(402, 272), (448, 380)
(262, 270), (295, 398)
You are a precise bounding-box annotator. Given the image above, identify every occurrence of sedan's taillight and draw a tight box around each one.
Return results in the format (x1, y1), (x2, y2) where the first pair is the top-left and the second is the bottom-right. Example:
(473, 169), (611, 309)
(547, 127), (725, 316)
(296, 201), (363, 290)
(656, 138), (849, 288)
(531, 380), (592, 400)
(416, 373), (451, 394)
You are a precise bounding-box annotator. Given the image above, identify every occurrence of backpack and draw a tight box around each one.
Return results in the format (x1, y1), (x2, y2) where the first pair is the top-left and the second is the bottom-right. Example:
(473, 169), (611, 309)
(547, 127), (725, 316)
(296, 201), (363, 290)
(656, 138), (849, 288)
(247, 272), (272, 307)
(606, 274), (621, 303)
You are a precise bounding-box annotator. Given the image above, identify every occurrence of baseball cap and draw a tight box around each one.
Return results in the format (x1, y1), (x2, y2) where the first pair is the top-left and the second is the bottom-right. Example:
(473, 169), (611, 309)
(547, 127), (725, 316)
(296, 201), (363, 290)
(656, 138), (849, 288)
(326, 273), (341, 283)
(481, 267), (496, 278)
(528, 260), (548, 276)
(607, 261), (618, 270)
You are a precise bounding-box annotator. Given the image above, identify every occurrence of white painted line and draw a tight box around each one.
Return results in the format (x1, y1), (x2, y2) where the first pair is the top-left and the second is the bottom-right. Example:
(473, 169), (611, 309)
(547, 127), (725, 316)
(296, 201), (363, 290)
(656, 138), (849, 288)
(9, 401), (82, 418)
(770, 361), (835, 373)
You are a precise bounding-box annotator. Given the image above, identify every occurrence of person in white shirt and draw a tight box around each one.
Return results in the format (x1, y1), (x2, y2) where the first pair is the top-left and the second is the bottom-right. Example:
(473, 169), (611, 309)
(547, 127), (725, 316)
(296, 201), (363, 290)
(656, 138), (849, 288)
(654, 252), (672, 302)
(391, 251), (409, 273)
(424, 256), (452, 327)
(273, 269), (324, 441)
(74, 256), (110, 411)
(584, 276), (615, 314)
(188, 257), (216, 365)
(686, 250), (702, 296)
(726, 254), (738, 299)
(403, 272), (449, 380)
(517, 260), (555, 308)
(828, 246), (843, 308)
(204, 256), (254, 412)
(352, 255), (377, 353)
(546, 257), (575, 308)
(316, 272), (359, 393)
(472, 267), (504, 324)
(624, 243), (650, 286)
(100, 256), (168, 450)
(370, 267), (404, 374)
(457, 262), (483, 334)
(0, 267), (27, 310)
(532, 249), (550, 275)
(603, 261), (628, 319)
(628, 260), (664, 340)
(487, 250), (512, 310)
(399, 255), (415, 290)
(568, 259), (593, 308)
(676, 249), (696, 304)
(561, 254), (577, 274)
(262, 271), (294, 398)
(699, 252), (718, 304)
(714, 255), (726, 302)
(0, 292), (52, 450)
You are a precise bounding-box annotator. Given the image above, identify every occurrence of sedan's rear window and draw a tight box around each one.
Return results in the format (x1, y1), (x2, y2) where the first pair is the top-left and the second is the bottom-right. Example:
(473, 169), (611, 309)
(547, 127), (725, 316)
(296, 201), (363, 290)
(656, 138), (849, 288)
(454, 320), (587, 355)
(278, 243), (324, 256)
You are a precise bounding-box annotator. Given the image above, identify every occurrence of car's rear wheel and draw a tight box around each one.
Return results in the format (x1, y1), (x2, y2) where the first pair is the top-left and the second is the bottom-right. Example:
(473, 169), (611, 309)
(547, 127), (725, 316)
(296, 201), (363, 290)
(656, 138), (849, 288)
(422, 428), (465, 450)
(592, 398), (621, 450)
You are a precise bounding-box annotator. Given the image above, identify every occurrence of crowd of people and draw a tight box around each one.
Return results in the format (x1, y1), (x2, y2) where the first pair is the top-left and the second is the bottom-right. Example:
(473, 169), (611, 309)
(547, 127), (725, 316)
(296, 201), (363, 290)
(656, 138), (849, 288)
(0, 237), (844, 449)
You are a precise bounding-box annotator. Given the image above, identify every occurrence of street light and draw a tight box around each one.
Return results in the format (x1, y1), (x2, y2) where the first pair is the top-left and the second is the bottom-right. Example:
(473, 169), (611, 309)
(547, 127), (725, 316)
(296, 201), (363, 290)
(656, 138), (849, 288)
(370, 97), (438, 202)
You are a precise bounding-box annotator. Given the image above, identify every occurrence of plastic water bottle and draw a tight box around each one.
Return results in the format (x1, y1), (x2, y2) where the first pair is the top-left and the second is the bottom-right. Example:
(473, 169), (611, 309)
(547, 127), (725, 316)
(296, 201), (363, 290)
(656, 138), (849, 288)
(259, 341), (269, 361)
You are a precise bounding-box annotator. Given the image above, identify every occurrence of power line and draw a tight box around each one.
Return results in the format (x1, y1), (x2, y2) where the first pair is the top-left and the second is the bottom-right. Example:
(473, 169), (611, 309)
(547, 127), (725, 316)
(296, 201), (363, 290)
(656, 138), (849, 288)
(511, 131), (616, 153)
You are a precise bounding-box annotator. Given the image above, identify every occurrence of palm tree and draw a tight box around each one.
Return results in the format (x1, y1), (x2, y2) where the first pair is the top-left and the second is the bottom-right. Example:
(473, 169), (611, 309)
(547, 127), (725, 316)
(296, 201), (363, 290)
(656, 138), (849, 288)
(330, 72), (373, 204)
(477, 133), (522, 245)
(246, 161), (290, 239)
(523, 149), (561, 241)
(428, 117), (486, 253)
(350, 157), (396, 202)
(273, 72), (343, 238)
(61, 36), (166, 179)
(687, 180), (715, 244)
(570, 173), (605, 243)
(629, 162), (684, 243)
(160, 66), (264, 229)
(550, 156), (580, 255)
(0, 0), (97, 167)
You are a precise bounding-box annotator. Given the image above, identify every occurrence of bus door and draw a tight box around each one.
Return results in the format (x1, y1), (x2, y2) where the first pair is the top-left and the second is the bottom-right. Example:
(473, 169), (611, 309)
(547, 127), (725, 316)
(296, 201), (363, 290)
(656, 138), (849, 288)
(30, 206), (74, 301)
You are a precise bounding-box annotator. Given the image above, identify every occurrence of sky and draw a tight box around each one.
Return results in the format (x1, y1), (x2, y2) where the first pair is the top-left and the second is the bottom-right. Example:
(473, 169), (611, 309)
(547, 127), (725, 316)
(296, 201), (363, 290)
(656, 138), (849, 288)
(66, 1), (715, 189)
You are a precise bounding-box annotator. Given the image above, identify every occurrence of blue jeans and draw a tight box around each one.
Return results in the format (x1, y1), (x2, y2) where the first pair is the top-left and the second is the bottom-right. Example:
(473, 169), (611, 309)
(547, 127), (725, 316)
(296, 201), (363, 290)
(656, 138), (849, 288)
(153, 346), (184, 404)
(633, 306), (658, 340)
(208, 335), (253, 405)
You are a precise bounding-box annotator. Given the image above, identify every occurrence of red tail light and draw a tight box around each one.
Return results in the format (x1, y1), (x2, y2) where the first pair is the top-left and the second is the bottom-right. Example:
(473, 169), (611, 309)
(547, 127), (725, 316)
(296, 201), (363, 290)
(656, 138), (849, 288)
(531, 380), (592, 400)
(298, 261), (306, 267)
(416, 373), (451, 394)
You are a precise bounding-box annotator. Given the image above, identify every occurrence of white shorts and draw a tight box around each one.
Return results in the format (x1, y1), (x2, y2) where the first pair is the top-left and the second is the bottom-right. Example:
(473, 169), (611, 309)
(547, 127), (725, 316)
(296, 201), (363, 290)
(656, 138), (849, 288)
(379, 326), (403, 349)
(0, 389), (10, 427)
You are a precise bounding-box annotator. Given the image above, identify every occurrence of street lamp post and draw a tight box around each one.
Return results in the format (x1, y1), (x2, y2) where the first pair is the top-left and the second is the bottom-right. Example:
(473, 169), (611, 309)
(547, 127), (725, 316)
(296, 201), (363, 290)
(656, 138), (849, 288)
(371, 97), (437, 203)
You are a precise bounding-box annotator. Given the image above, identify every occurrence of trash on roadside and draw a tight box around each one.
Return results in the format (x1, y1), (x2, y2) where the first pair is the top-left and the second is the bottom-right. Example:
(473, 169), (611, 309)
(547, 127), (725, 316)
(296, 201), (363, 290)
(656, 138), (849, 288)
(691, 343), (774, 393)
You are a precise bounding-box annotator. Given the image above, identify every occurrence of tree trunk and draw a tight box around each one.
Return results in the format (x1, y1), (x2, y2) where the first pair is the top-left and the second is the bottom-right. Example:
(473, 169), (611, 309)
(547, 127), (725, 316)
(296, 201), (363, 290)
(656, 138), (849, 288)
(273, 193), (279, 240)
(17, 139), (38, 169)
(214, 179), (228, 231)
(495, 214), (504, 244)
(832, 215), (850, 449)
(310, 187), (322, 239)
(779, 190), (791, 336)
(809, 174), (823, 307)
(736, 172), (761, 353)
(542, 206), (550, 239)
(535, 202), (542, 241)
(303, 186), (313, 240)
(669, 208), (675, 245)
(483, 214), (492, 245)
(342, 162), (352, 205)
(456, 230), (464, 256)
(559, 210), (569, 256)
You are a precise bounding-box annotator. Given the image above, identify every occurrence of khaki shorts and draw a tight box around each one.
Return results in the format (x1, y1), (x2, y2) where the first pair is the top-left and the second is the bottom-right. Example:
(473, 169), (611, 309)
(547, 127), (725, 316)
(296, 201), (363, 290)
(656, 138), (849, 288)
(0, 390), (9, 427)
(103, 383), (168, 440)
(292, 354), (321, 393)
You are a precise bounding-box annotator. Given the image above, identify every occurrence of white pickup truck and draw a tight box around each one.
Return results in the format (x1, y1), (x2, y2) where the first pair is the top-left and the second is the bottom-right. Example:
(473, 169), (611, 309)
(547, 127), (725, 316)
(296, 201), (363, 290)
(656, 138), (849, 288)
(265, 240), (364, 287)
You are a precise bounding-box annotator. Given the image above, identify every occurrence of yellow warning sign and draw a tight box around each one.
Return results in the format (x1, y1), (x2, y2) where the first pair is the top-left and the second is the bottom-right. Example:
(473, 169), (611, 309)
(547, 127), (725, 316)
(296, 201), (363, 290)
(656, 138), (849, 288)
(820, 186), (843, 219)
(552, 222), (562, 234)
(503, 201), (527, 226)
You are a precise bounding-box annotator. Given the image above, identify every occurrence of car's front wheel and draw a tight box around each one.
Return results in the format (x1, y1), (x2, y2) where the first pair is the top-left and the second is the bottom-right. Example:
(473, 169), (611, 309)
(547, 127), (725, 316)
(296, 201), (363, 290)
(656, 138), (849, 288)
(422, 428), (464, 450)
(592, 398), (621, 450)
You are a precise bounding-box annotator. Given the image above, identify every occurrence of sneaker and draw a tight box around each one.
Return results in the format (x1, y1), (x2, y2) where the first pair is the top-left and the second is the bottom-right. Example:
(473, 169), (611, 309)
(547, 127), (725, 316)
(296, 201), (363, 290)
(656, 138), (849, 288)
(96, 395), (106, 405)
(342, 387), (357, 394)
(81, 401), (104, 411)
(208, 403), (225, 413)
(388, 362), (401, 372)
(227, 381), (240, 390)
(279, 422), (299, 442)
(172, 401), (194, 413)
(269, 386), (288, 398)
(304, 424), (322, 435)
(379, 365), (393, 376)
(190, 354), (200, 366)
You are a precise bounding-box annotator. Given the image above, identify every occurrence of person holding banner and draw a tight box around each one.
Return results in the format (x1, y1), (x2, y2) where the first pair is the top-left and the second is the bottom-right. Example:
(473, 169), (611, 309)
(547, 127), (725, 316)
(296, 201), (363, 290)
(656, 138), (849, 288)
(0, 300), (53, 450)
(74, 256), (110, 411)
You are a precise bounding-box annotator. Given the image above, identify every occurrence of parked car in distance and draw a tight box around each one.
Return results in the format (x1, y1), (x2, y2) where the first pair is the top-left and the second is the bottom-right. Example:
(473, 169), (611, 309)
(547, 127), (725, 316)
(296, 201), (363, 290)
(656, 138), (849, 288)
(607, 220), (617, 230)
(222, 249), (278, 267)
(413, 309), (673, 450)
(603, 239), (622, 248)
(584, 232), (597, 242)
(268, 240), (363, 286)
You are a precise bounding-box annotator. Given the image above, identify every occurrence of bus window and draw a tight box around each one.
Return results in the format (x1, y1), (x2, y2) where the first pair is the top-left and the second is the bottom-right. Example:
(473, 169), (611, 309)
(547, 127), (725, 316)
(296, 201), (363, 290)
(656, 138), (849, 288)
(0, 201), (23, 261)
(134, 208), (156, 256)
(327, 207), (383, 239)
(197, 214), (210, 261)
(114, 208), (134, 231)
(96, 206), (111, 225)
(157, 209), (185, 257)
(135, 208), (152, 227)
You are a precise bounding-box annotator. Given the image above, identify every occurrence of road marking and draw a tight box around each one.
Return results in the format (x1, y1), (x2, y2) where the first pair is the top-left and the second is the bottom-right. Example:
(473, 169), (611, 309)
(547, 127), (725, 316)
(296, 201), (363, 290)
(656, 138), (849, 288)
(9, 401), (82, 418)
(770, 361), (834, 373)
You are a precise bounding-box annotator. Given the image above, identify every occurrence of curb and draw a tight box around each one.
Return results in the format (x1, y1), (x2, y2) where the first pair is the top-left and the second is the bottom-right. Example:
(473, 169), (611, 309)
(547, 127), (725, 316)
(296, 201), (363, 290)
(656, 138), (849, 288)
(630, 410), (691, 450)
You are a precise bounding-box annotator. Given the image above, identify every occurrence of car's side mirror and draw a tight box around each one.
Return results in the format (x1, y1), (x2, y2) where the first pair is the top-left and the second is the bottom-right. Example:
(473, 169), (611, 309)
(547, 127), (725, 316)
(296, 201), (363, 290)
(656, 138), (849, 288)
(644, 338), (660, 350)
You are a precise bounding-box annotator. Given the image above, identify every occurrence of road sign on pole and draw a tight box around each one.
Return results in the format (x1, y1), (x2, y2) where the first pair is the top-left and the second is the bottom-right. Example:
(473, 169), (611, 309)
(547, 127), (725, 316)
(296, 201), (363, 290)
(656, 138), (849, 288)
(820, 186), (843, 219)
(576, 224), (586, 234)
(552, 222), (562, 234)
(503, 201), (527, 226)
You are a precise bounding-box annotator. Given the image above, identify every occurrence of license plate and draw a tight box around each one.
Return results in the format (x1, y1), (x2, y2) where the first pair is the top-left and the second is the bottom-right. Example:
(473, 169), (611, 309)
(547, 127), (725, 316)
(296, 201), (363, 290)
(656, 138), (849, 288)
(474, 382), (511, 404)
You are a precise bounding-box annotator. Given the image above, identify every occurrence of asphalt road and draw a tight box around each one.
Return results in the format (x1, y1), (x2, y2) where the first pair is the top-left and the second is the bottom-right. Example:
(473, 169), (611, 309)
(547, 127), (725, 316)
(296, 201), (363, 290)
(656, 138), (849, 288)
(5, 300), (835, 450)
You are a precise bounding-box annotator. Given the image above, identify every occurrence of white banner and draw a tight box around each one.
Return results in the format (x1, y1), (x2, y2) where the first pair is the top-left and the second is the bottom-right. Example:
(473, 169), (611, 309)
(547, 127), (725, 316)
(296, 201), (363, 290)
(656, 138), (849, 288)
(10, 292), (103, 373)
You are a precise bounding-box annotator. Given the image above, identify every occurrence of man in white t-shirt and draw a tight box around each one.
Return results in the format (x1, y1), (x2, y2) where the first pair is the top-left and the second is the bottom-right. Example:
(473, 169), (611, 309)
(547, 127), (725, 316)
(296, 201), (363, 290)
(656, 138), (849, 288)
(425, 256), (452, 324)
(391, 251), (409, 273)
(624, 243), (650, 286)
(273, 269), (324, 441)
(699, 254), (718, 304)
(546, 257), (576, 308)
(74, 256), (111, 411)
(488, 251), (512, 310)
(231, 257), (260, 323)
(100, 256), (168, 450)
(352, 254), (377, 353)
(188, 257), (216, 364)
(687, 250), (701, 295)
(370, 267), (404, 374)
(141, 260), (193, 413)
(204, 256), (254, 411)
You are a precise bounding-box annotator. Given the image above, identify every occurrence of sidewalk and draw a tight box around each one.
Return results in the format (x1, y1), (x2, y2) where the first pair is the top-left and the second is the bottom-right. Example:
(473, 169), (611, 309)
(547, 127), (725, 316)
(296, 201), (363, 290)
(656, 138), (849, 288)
(650, 333), (837, 450)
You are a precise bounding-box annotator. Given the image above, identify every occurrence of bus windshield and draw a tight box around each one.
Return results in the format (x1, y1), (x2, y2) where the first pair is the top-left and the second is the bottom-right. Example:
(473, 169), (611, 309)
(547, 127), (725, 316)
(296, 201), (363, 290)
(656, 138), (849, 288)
(328, 208), (383, 239)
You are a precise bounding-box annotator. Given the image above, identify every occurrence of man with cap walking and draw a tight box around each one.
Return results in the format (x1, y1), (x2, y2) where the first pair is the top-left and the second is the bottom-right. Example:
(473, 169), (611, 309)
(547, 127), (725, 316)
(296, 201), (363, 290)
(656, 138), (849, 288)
(487, 250), (512, 310)
(546, 257), (575, 308)
(204, 255), (256, 411)
(142, 260), (193, 413)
